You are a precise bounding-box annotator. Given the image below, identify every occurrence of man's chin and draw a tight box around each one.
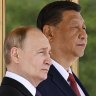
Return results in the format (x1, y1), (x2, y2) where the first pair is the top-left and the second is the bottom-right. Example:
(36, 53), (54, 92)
(41, 74), (48, 81)
(79, 52), (85, 57)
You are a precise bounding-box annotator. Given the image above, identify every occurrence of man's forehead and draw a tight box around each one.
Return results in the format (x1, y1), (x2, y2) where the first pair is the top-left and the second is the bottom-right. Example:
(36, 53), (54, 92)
(27, 28), (42, 36)
(62, 10), (81, 18)
(62, 11), (84, 23)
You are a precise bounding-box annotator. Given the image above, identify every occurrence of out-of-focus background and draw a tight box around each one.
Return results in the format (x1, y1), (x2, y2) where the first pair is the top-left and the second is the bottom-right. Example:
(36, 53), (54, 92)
(80, 0), (96, 95)
(6, 0), (96, 95)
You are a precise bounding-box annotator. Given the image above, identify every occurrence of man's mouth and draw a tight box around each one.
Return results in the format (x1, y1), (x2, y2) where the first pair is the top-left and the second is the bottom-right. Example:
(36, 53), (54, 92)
(77, 43), (86, 47)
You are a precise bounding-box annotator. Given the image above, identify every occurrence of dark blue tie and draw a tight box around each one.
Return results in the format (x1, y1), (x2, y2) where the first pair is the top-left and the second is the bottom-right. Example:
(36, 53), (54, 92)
(35, 89), (42, 96)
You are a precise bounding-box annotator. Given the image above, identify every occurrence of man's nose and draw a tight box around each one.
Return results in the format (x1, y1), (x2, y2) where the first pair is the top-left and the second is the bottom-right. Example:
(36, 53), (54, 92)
(79, 30), (88, 40)
(45, 55), (52, 66)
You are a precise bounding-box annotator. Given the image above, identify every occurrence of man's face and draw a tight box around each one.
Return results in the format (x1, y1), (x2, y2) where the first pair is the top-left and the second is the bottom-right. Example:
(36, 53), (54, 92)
(18, 29), (51, 83)
(50, 10), (87, 58)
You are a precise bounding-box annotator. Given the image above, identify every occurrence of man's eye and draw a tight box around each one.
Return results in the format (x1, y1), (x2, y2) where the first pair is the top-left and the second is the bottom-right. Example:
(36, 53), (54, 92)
(39, 51), (44, 53)
(83, 27), (86, 30)
(49, 51), (52, 55)
(71, 26), (78, 29)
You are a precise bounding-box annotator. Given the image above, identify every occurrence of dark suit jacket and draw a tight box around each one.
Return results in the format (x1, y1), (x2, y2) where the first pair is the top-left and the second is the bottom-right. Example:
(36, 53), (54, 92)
(0, 77), (33, 96)
(37, 65), (89, 96)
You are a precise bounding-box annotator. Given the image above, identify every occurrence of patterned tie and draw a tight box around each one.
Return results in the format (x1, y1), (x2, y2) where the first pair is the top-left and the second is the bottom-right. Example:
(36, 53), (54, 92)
(68, 73), (81, 96)
(35, 89), (42, 96)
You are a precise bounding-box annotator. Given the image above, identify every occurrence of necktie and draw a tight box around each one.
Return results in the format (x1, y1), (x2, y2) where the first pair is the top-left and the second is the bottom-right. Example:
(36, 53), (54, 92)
(68, 73), (81, 96)
(35, 89), (42, 96)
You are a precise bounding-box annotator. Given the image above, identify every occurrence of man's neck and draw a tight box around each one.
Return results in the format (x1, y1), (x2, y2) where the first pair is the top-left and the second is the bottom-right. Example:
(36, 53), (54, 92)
(51, 54), (78, 71)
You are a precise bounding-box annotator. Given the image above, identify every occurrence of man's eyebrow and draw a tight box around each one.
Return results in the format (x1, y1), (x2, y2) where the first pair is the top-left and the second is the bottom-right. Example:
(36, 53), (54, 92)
(39, 47), (51, 51)
(70, 20), (85, 26)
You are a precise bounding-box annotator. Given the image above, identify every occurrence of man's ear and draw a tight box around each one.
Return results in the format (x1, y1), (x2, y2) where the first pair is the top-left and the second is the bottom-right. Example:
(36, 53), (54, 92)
(43, 25), (54, 42)
(10, 47), (19, 63)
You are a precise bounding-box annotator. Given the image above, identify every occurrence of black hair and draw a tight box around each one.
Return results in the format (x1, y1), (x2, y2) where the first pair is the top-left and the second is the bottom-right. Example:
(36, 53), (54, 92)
(37, 1), (81, 31)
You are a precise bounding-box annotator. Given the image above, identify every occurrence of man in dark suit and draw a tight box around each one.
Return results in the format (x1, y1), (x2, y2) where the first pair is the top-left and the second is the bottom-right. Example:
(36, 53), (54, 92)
(37, 1), (89, 96)
(0, 26), (52, 96)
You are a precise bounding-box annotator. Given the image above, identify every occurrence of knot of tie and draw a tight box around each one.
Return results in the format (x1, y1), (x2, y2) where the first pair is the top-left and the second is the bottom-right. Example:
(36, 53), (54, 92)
(68, 73), (81, 96)
(35, 89), (42, 96)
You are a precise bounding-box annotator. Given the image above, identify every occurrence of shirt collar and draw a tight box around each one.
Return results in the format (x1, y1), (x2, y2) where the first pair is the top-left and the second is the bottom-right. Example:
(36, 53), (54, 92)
(5, 71), (36, 96)
(52, 60), (85, 96)
(52, 59), (72, 81)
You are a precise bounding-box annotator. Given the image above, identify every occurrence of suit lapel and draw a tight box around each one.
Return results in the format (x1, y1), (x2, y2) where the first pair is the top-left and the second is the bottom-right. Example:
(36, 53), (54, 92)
(49, 65), (76, 96)
(73, 73), (89, 96)
(1, 77), (33, 96)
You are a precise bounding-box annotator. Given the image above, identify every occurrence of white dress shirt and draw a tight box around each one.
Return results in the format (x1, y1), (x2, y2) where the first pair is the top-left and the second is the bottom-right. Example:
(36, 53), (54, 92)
(5, 71), (36, 96)
(52, 59), (85, 96)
